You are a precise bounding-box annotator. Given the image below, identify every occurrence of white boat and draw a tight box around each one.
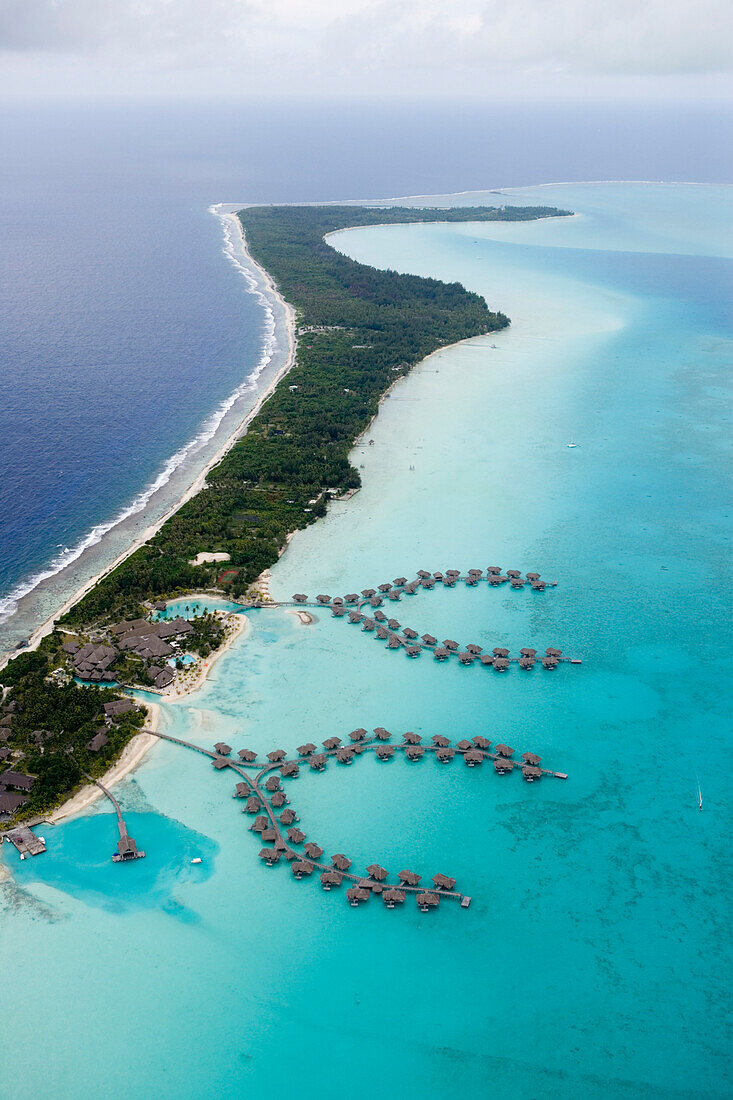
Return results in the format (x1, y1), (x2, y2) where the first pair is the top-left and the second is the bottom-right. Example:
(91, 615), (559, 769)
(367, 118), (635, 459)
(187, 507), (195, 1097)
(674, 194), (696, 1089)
(567, 441), (579, 449)
(698, 782), (703, 811)
(190, 857), (203, 864)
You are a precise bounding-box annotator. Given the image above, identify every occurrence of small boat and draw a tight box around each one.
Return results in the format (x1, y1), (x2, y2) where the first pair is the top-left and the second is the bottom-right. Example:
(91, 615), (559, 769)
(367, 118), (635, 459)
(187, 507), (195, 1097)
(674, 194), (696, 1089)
(567, 441), (579, 449)
(190, 857), (203, 865)
(698, 781), (703, 811)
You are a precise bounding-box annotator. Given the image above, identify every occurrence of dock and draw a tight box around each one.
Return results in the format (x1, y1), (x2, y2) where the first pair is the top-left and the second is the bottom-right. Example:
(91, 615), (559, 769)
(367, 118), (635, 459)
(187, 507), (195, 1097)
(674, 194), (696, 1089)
(147, 726), (568, 912)
(5, 826), (46, 858)
(81, 770), (145, 863)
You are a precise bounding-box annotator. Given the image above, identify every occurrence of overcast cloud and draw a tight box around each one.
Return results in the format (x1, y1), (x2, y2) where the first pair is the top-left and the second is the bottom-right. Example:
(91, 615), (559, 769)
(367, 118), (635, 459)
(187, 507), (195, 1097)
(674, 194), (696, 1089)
(0, 0), (730, 99)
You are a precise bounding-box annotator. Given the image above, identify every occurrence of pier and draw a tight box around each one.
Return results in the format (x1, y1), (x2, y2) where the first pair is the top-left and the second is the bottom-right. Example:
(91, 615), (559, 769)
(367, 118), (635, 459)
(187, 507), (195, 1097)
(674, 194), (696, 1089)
(275, 567), (581, 673)
(147, 726), (567, 912)
(4, 826), (46, 858)
(83, 771), (145, 863)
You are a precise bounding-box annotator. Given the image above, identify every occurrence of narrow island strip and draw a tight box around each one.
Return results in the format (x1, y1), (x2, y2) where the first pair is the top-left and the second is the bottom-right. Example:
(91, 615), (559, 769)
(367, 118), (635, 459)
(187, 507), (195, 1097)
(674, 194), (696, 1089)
(0, 202), (571, 831)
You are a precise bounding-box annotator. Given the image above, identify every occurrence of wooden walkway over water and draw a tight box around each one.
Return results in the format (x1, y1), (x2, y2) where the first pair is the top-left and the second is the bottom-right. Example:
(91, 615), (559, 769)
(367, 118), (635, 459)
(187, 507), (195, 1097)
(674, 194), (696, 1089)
(256, 567), (581, 671)
(81, 768), (145, 862)
(148, 726), (568, 911)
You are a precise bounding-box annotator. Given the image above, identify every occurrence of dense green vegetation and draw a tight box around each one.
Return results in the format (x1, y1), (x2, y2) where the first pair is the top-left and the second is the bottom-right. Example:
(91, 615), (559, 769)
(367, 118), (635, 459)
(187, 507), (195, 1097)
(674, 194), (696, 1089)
(64, 203), (568, 622)
(0, 202), (569, 823)
(0, 633), (145, 819)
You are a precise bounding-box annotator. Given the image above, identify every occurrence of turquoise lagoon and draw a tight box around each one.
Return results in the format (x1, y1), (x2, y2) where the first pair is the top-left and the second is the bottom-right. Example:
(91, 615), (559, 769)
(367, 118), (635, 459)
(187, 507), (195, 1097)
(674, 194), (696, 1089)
(1, 184), (731, 1099)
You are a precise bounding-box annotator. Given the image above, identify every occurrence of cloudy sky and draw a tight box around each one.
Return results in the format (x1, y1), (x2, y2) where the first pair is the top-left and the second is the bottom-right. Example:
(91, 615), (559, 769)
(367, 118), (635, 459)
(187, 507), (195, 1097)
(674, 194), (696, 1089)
(0, 0), (730, 101)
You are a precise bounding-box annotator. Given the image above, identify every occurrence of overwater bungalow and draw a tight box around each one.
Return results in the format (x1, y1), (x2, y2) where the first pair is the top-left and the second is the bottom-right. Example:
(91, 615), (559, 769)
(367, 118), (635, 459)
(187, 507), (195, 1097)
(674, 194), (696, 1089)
(297, 743), (317, 756)
(444, 639), (459, 651)
(522, 765), (543, 781)
(510, 578), (525, 588)
(304, 842), (324, 859)
(375, 745), (394, 760)
(494, 757), (514, 773)
(234, 782), (249, 798)
(545, 647), (563, 657)
(456, 739), (473, 751)
(280, 809), (296, 825)
(373, 727), (391, 740)
(387, 636), (401, 649)
(378, 583), (392, 593)
(332, 606), (346, 617)
(393, 577), (408, 586)
(526, 573), (540, 581)
(386, 590), (401, 601)
(362, 618), (375, 631)
(473, 735), (491, 749)
(335, 747), (354, 763)
(398, 869), (421, 886)
(374, 610), (387, 622)
(495, 743), (514, 756)
(316, 594), (331, 604)
(406, 746), (424, 760)
(433, 647), (449, 660)
(433, 874), (456, 890)
(417, 892), (440, 911)
(531, 580), (546, 590)
(520, 648), (538, 658)
(280, 762), (299, 777)
(214, 742), (232, 756)
(387, 618), (401, 630)
(344, 593), (360, 604)
(264, 776), (281, 792)
(406, 646), (421, 657)
(518, 657), (535, 669)
(465, 643), (483, 655)
(432, 734), (450, 747)
(458, 652), (474, 665)
(259, 848), (280, 865)
(310, 754), (327, 770)
(542, 656), (558, 669)
(361, 588), (376, 598)
(492, 647), (510, 658)
(433, 572), (444, 581)
(403, 731), (422, 744)
(383, 889), (406, 907)
(292, 594), (308, 603)
(421, 634), (438, 646)
(464, 749), (483, 766)
(487, 566), (502, 574)
(267, 749), (286, 763)
(261, 828), (276, 843)
(522, 752), (542, 765)
(443, 576), (456, 587)
(402, 627), (418, 640)
(323, 737), (341, 750)
(332, 853), (351, 871)
(347, 887), (369, 905)
(468, 568), (483, 577)
(348, 611), (364, 623)
(446, 569), (460, 578)
(465, 576), (478, 586)
(270, 792), (287, 807)
(421, 578), (435, 588)
(376, 626), (389, 639)
(506, 570), (521, 579)
(212, 757), (229, 770)
(245, 796), (261, 813)
(292, 861), (315, 878)
(403, 582), (419, 594)
(251, 815), (268, 833)
(367, 864), (388, 881)
(321, 871), (343, 889)
(238, 749), (257, 762)
(287, 827), (306, 844)
(494, 657), (510, 671)
(369, 596), (383, 607)
(436, 748), (455, 762)
(417, 570), (431, 579)
(350, 728), (368, 741)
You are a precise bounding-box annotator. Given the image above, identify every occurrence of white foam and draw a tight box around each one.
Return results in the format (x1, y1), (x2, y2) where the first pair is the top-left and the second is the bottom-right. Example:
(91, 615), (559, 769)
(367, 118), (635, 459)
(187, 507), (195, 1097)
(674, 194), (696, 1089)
(0, 207), (279, 624)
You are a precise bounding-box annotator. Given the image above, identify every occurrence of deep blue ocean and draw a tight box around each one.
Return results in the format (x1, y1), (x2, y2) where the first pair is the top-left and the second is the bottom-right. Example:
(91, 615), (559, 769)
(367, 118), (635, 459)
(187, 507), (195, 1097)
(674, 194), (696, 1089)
(1, 100), (731, 645)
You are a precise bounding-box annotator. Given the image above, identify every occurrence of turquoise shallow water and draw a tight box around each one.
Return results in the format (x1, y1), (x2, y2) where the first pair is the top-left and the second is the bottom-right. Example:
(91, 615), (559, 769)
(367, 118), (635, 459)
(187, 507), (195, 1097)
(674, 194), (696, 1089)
(1, 184), (731, 1099)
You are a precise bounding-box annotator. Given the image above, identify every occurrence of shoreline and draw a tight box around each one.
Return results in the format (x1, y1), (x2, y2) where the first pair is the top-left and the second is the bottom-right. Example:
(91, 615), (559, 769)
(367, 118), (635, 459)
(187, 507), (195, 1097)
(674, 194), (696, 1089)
(0, 213), (297, 673)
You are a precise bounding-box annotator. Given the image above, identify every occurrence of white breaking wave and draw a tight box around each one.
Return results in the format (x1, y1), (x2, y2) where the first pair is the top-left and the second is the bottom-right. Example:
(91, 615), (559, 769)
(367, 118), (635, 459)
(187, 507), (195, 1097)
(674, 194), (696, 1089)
(0, 206), (279, 625)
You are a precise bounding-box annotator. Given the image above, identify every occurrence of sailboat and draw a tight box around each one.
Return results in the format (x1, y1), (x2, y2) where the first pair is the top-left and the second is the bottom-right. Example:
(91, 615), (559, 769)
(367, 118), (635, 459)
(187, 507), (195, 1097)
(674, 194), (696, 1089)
(698, 780), (703, 811)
